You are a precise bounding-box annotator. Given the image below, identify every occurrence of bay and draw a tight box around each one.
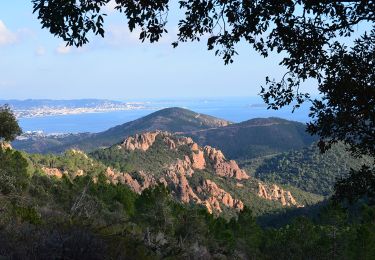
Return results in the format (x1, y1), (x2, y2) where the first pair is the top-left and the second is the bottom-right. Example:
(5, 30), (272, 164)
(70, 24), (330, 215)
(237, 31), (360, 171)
(18, 97), (312, 134)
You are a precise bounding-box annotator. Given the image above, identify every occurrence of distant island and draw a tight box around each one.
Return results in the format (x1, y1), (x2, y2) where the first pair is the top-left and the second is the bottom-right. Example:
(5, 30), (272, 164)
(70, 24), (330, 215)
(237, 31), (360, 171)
(0, 99), (150, 118)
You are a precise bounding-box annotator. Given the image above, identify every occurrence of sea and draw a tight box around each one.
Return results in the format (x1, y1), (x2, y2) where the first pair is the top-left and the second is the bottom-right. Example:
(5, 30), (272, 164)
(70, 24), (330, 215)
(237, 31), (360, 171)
(18, 97), (312, 134)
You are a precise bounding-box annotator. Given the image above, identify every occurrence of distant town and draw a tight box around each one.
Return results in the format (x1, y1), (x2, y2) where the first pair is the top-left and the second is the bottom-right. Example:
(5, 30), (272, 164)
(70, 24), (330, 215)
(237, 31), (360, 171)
(0, 99), (148, 118)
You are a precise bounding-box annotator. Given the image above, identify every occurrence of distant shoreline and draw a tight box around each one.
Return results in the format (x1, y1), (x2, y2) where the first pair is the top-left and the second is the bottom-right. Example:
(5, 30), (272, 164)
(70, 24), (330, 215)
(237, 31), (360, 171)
(15, 106), (152, 119)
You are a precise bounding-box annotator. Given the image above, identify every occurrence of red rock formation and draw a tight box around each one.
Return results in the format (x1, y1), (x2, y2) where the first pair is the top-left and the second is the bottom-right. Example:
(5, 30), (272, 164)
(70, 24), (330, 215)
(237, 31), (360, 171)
(206, 197), (222, 213)
(163, 136), (176, 150)
(204, 146), (226, 162)
(105, 132), (304, 214)
(191, 143), (199, 151)
(177, 136), (194, 146)
(105, 167), (143, 193)
(0, 142), (12, 150)
(204, 146), (249, 180)
(257, 182), (303, 207)
(75, 169), (84, 177)
(165, 159), (200, 203)
(199, 179), (244, 212)
(42, 167), (64, 179)
(191, 150), (206, 170)
(70, 149), (89, 158)
(121, 132), (159, 151)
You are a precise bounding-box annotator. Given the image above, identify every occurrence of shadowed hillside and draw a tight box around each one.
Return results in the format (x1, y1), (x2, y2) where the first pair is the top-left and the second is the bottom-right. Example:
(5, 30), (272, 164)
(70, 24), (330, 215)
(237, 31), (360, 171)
(183, 117), (318, 160)
(13, 108), (317, 158)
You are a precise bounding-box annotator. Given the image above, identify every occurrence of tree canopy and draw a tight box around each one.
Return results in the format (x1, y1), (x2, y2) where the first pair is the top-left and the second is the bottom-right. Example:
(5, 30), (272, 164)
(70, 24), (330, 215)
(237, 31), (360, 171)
(0, 105), (22, 142)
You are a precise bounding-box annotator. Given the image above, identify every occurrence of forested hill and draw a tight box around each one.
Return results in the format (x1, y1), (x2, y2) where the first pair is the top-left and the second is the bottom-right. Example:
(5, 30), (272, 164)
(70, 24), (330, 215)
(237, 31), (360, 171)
(241, 143), (374, 196)
(13, 108), (317, 156)
(87, 107), (231, 149)
(12, 107), (231, 154)
(184, 117), (317, 160)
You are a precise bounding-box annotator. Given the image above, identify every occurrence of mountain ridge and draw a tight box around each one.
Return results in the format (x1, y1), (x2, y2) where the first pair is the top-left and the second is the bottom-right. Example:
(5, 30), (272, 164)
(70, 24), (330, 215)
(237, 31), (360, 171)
(90, 131), (322, 216)
(12, 107), (231, 153)
(13, 107), (316, 158)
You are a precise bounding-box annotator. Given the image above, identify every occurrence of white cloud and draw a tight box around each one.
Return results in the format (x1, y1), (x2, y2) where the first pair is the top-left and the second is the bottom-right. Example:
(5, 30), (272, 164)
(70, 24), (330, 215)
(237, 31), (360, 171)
(56, 43), (71, 54)
(0, 20), (17, 46)
(35, 46), (46, 56)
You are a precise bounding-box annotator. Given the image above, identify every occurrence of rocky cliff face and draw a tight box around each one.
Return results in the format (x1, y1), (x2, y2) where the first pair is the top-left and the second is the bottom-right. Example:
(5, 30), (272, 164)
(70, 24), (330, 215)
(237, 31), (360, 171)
(42, 167), (65, 179)
(258, 182), (303, 207)
(121, 132), (160, 151)
(204, 146), (249, 180)
(108, 131), (302, 213)
(42, 167), (85, 180)
(198, 179), (244, 214)
(120, 131), (249, 181)
(0, 142), (12, 150)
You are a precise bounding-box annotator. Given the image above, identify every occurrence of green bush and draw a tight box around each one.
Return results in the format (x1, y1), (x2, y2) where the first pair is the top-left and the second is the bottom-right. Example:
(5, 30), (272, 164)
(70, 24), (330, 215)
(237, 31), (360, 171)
(0, 149), (29, 194)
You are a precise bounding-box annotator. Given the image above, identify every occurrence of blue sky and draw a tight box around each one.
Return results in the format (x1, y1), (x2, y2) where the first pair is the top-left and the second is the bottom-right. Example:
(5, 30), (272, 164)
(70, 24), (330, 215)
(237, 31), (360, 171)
(0, 1), (317, 100)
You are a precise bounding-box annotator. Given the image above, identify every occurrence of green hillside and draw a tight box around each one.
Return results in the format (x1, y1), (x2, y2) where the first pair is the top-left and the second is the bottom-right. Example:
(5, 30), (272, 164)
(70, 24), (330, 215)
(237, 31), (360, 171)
(241, 143), (374, 196)
(184, 117), (317, 160)
(1, 141), (375, 258)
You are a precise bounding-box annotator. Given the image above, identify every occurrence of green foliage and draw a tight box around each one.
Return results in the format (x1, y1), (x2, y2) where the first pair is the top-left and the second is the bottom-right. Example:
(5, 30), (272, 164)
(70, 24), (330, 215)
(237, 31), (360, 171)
(89, 174), (137, 216)
(247, 143), (372, 196)
(13, 205), (42, 225)
(4, 137), (375, 258)
(0, 149), (29, 194)
(188, 117), (317, 160)
(232, 207), (262, 257)
(29, 150), (105, 174)
(91, 135), (189, 176)
(2, 148), (375, 258)
(0, 105), (22, 142)
(333, 165), (375, 205)
(307, 31), (375, 158)
(134, 185), (174, 233)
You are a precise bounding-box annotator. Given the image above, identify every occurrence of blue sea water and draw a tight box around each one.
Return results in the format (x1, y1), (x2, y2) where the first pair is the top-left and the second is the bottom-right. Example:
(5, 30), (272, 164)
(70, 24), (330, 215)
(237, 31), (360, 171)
(18, 97), (312, 134)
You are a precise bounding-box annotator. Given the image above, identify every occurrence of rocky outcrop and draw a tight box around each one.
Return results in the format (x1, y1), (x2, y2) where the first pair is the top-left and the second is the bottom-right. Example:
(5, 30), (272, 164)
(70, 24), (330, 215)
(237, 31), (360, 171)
(120, 132), (249, 181)
(103, 131), (303, 214)
(258, 182), (303, 207)
(105, 167), (155, 194)
(191, 150), (206, 170)
(42, 167), (86, 179)
(177, 136), (194, 146)
(165, 159), (201, 204)
(70, 149), (89, 159)
(121, 132), (159, 151)
(198, 179), (244, 213)
(204, 146), (225, 162)
(120, 131), (197, 152)
(164, 136), (177, 150)
(74, 169), (84, 178)
(0, 142), (12, 150)
(204, 146), (249, 180)
(42, 167), (64, 179)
